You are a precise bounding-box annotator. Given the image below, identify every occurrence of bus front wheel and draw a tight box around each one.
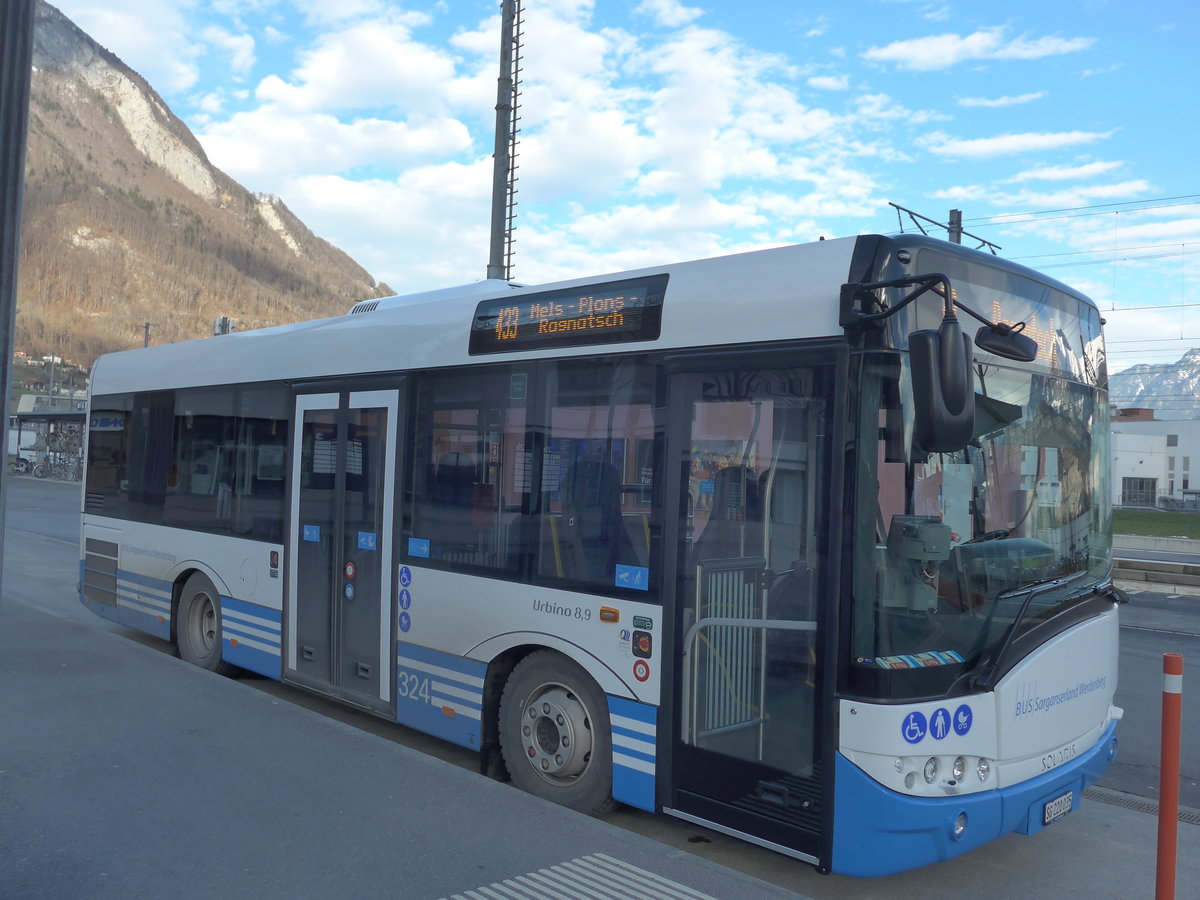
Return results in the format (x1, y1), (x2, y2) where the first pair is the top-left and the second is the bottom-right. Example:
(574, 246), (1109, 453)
(499, 650), (615, 816)
(177, 573), (233, 675)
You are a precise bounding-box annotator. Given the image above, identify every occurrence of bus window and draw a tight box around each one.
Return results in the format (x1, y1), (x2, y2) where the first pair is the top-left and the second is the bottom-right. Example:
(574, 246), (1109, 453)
(536, 357), (663, 597)
(407, 365), (529, 574)
(165, 386), (288, 541)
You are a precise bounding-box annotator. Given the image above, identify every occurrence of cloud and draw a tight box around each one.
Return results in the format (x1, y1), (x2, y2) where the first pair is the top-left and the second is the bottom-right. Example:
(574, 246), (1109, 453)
(808, 74), (850, 91)
(922, 129), (1115, 159)
(958, 91), (1045, 108)
(1009, 161), (1125, 181)
(201, 26), (256, 77)
(863, 26), (1095, 71)
(634, 0), (703, 28)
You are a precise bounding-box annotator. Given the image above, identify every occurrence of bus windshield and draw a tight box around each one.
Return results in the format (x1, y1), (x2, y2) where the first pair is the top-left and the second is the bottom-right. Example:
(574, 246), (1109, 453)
(848, 298), (1112, 702)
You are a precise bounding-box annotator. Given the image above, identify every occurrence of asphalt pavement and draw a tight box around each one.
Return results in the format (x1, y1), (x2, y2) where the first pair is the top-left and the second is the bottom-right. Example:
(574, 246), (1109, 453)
(0, 597), (801, 900)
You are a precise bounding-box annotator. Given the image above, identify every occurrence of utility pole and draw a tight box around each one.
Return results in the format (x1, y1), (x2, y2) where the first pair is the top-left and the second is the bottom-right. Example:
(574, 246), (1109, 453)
(486, 0), (522, 281)
(142, 322), (158, 347)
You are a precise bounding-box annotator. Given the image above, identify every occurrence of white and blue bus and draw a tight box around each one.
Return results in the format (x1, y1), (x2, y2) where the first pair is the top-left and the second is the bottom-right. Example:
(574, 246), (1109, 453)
(80, 233), (1121, 876)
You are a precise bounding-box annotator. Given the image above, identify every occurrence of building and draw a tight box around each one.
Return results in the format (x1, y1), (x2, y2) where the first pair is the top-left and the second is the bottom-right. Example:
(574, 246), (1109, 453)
(1111, 407), (1199, 509)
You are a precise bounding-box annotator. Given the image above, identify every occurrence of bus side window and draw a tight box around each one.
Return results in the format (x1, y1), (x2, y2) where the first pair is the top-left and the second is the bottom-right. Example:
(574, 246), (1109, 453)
(406, 367), (527, 575)
(536, 356), (663, 598)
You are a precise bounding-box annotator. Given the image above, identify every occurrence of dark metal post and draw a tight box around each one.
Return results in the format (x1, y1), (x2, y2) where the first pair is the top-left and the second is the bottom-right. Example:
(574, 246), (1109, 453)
(486, 0), (516, 281)
(0, 0), (37, 601)
(948, 209), (963, 244)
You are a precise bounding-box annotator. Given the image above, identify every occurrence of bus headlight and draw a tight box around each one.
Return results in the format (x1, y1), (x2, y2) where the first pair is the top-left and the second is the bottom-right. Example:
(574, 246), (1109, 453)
(977, 758), (991, 782)
(952, 756), (966, 780)
(923, 757), (939, 784)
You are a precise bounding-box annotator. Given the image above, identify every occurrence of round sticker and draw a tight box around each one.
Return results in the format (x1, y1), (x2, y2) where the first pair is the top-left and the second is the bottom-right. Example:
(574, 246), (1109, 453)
(344, 561), (356, 580)
(399, 566), (413, 587)
(953, 704), (973, 737)
(901, 711), (927, 744)
(344, 583), (355, 601)
(399, 611), (412, 633)
(399, 589), (412, 610)
(633, 659), (650, 682)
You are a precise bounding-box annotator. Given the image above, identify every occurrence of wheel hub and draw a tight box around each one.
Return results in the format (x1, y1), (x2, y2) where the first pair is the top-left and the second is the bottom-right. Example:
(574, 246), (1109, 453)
(520, 685), (593, 782)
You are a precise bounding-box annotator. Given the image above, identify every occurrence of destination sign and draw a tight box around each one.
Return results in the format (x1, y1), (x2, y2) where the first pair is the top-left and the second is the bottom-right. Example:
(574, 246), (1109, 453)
(469, 274), (668, 355)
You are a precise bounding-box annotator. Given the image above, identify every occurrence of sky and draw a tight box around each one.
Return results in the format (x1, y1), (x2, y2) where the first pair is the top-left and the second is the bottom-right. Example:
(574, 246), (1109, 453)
(50, 0), (1200, 374)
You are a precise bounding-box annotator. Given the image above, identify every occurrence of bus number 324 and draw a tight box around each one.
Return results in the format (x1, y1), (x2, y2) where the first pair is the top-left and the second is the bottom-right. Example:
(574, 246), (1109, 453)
(397, 670), (432, 704)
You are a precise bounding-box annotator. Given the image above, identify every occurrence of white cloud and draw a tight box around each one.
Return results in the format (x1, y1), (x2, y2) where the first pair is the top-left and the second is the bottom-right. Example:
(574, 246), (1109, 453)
(958, 92), (1046, 108)
(201, 26), (256, 77)
(1009, 161), (1125, 181)
(923, 129), (1115, 159)
(634, 0), (703, 28)
(808, 74), (850, 91)
(254, 20), (463, 116)
(199, 108), (472, 189)
(863, 26), (1095, 72)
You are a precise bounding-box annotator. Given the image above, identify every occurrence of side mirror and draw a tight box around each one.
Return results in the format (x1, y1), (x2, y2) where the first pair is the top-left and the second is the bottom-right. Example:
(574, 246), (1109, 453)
(975, 322), (1038, 362)
(910, 312), (975, 453)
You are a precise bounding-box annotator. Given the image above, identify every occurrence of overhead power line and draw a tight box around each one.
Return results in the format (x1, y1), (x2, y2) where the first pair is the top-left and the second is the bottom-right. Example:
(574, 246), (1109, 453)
(965, 194), (1200, 226)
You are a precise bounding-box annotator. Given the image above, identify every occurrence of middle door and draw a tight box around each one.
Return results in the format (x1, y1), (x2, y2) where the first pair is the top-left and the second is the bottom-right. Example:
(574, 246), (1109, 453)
(289, 389), (398, 713)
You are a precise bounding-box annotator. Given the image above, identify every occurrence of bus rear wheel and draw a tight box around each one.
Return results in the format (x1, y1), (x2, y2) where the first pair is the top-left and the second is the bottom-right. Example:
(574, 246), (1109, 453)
(177, 573), (233, 675)
(499, 651), (615, 816)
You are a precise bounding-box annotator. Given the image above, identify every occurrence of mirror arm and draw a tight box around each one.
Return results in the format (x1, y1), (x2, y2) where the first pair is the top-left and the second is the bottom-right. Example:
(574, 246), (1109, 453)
(842, 273), (953, 325)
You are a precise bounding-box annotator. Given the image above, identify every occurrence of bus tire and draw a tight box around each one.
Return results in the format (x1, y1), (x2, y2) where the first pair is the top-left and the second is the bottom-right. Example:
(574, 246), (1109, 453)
(177, 573), (233, 675)
(499, 650), (616, 816)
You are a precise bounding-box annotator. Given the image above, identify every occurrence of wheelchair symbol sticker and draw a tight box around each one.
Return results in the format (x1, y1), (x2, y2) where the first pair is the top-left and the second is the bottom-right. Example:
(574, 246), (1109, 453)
(902, 711), (927, 744)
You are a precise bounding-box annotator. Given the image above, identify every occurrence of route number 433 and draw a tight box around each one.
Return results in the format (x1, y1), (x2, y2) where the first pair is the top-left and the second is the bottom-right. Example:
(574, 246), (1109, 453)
(397, 669), (432, 704)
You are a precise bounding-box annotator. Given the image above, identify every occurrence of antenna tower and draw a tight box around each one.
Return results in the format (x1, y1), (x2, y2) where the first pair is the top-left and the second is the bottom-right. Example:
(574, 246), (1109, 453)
(486, 0), (523, 281)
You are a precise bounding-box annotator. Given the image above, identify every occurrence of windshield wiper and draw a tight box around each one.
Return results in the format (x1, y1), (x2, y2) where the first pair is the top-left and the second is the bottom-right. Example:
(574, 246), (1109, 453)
(972, 571), (1096, 691)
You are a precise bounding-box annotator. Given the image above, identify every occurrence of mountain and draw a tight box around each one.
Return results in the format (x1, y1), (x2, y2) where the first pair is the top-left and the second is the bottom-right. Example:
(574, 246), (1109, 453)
(1109, 349), (1200, 418)
(18, 1), (391, 367)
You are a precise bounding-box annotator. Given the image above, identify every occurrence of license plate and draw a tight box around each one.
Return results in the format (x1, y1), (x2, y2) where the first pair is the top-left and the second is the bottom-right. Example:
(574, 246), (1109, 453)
(1043, 791), (1073, 825)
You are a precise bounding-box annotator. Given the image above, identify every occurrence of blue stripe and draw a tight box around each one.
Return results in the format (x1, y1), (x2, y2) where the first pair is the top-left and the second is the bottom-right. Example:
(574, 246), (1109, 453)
(396, 641), (487, 678)
(609, 695), (657, 724)
(612, 742), (656, 765)
(119, 569), (175, 590)
(607, 696), (657, 812)
(218, 597), (281, 679)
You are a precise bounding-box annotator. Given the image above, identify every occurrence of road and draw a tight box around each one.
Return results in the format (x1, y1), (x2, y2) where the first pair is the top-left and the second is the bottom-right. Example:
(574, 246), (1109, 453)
(4, 475), (1198, 897)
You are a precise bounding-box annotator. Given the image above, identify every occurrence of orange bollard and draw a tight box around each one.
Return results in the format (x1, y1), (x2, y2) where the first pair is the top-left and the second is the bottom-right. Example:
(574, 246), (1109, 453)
(1155, 653), (1183, 900)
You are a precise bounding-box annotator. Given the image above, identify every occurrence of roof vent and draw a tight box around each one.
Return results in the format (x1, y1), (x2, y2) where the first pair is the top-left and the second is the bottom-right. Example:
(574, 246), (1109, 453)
(349, 299), (381, 315)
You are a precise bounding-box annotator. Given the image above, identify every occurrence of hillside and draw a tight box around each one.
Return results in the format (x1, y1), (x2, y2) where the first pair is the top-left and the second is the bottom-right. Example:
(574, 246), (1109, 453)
(17, 1), (391, 367)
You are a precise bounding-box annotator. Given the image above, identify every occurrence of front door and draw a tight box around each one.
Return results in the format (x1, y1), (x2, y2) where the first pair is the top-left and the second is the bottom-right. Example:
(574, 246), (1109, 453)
(286, 390), (399, 713)
(669, 358), (836, 861)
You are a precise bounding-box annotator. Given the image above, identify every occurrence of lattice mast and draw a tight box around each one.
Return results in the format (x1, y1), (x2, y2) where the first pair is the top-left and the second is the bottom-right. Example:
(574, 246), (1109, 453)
(486, 0), (522, 281)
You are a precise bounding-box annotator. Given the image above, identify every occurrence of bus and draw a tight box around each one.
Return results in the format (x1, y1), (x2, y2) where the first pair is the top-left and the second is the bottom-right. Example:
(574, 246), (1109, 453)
(80, 233), (1121, 876)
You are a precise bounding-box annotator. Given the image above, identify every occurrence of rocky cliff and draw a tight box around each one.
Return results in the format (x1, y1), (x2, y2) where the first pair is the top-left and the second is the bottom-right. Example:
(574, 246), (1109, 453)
(18, 1), (390, 366)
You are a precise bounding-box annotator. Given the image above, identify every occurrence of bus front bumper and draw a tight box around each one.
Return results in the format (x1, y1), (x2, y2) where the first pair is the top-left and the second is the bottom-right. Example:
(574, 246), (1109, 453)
(830, 719), (1118, 877)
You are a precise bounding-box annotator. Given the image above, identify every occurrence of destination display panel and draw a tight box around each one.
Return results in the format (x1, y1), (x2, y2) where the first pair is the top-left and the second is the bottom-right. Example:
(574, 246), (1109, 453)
(469, 275), (668, 355)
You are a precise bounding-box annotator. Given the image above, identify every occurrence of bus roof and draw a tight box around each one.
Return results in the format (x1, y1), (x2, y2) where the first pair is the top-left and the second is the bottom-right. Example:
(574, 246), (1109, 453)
(88, 233), (1097, 396)
(90, 237), (861, 395)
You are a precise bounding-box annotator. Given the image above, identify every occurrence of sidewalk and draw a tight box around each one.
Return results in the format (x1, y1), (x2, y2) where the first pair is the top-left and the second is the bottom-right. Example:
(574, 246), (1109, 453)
(0, 598), (803, 900)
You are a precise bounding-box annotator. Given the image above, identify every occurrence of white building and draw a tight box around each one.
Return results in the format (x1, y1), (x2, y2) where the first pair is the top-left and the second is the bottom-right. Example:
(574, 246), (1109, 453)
(1111, 408), (1199, 508)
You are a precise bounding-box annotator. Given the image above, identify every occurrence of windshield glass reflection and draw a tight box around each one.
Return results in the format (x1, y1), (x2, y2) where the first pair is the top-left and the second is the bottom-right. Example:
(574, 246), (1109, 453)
(849, 354), (1112, 701)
